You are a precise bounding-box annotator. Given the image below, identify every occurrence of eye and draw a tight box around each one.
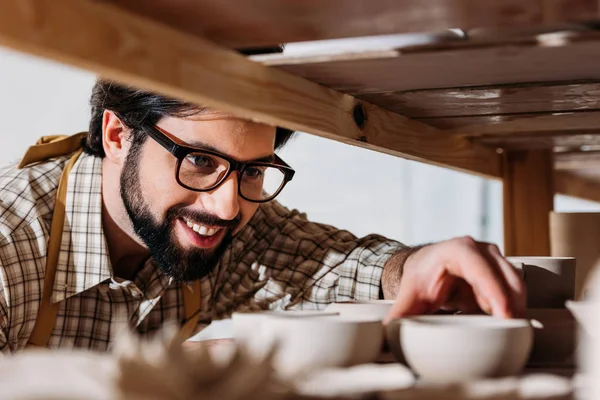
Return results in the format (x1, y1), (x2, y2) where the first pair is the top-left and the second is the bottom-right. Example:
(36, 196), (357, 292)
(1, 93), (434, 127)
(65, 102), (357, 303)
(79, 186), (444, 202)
(186, 154), (216, 169)
(243, 166), (265, 180)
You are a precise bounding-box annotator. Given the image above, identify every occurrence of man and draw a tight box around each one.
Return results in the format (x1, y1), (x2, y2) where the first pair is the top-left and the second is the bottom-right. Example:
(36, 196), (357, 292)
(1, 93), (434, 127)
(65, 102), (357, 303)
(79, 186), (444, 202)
(0, 79), (524, 353)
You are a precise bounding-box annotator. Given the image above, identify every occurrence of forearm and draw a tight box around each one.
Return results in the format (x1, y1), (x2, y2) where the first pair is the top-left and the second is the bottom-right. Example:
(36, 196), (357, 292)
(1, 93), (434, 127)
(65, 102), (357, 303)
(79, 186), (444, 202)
(381, 245), (425, 299)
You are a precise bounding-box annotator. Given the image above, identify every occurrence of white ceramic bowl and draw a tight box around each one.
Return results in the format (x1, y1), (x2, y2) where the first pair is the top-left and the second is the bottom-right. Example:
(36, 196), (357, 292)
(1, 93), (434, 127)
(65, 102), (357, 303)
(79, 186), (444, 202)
(232, 310), (339, 358)
(265, 314), (384, 377)
(233, 311), (383, 377)
(399, 315), (533, 384)
(324, 300), (395, 320)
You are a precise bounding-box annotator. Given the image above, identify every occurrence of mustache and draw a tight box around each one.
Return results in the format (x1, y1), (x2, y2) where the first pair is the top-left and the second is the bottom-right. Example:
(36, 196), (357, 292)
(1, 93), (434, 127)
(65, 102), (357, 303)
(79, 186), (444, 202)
(171, 208), (241, 230)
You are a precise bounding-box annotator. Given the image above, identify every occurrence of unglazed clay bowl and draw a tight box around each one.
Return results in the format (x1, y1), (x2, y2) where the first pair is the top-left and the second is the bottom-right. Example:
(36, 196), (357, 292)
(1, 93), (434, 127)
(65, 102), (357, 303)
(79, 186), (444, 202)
(231, 310), (339, 359)
(399, 315), (533, 384)
(324, 300), (395, 319)
(258, 314), (383, 377)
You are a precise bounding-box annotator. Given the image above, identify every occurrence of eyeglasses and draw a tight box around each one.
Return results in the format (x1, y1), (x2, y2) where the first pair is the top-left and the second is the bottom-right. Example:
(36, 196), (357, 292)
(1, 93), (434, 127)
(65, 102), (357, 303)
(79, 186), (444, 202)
(144, 124), (295, 203)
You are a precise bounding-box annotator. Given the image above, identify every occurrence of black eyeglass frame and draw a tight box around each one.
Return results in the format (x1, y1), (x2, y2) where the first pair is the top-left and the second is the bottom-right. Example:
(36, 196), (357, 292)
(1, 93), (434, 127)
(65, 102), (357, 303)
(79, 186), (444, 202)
(144, 124), (296, 203)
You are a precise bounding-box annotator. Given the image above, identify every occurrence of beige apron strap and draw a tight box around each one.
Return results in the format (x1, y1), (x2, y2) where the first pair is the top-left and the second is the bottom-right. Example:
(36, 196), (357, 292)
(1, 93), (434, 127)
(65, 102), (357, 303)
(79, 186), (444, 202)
(18, 132), (86, 169)
(178, 280), (203, 342)
(26, 148), (83, 348)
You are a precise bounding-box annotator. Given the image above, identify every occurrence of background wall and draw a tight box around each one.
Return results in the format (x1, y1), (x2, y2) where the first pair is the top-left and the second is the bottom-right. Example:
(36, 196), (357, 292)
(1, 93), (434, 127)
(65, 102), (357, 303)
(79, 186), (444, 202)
(1, 46), (598, 255)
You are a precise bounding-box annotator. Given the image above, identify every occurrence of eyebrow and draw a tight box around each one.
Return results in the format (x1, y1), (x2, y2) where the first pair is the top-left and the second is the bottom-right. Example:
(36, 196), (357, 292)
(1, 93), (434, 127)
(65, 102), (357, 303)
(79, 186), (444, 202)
(185, 139), (276, 163)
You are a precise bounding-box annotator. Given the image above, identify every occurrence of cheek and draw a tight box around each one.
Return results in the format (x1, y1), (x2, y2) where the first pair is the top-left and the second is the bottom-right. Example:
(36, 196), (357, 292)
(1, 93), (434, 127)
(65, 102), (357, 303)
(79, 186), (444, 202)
(136, 148), (190, 216)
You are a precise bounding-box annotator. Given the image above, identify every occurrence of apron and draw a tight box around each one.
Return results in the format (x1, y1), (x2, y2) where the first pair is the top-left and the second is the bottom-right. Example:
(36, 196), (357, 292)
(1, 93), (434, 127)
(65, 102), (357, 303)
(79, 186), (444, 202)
(18, 132), (202, 349)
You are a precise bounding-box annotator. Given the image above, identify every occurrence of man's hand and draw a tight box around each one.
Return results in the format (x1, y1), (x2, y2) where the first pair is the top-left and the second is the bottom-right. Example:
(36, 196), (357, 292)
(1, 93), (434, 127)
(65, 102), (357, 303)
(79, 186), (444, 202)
(382, 236), (526, 323)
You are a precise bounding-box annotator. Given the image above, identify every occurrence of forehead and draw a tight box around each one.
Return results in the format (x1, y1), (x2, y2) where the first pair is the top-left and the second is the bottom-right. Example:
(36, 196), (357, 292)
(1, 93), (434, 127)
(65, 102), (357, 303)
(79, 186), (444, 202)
(156, 110), (277, 160)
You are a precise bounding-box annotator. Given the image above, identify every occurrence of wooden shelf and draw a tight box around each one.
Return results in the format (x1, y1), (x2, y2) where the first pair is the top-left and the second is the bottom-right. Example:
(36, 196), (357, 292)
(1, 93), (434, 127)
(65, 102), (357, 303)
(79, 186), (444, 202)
(3, 0), (600, 253)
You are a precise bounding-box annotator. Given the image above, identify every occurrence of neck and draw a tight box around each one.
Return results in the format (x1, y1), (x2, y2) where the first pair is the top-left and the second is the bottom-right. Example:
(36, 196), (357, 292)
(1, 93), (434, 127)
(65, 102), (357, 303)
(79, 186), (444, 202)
(101, 159), (149, 281)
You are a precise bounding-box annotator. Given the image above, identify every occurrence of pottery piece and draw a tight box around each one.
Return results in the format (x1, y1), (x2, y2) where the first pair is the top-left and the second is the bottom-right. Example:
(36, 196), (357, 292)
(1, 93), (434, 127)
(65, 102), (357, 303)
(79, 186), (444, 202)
(526, 308), (576, 368)
(232, 310), (382, 377)
(399, 315), (533, 384)
(550, 212), (600, 300)
(264, 314), (384, 377)
(324, 300), (395, 319)
(506, 256), (576, 308)
(232, 310), (339, 359)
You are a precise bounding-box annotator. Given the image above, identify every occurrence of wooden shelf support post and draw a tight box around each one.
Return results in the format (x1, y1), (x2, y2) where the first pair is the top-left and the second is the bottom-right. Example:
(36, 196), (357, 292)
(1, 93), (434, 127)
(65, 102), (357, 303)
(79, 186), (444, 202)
(503, 150), (554, 256)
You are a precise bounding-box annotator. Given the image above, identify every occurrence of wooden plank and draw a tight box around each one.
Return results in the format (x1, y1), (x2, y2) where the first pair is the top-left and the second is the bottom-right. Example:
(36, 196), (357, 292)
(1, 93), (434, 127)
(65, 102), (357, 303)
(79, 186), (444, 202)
(107, 0), (600, 49)
(503, 150), (554, 256)
(0, 0), (501, 178)
(555, 151), (600, 170)
(421, 111), (600, 134)
(266, 38), (600, 94)
(555, 170), (600, 203)
(476, 134), (600, 151)
(357, 81), (600, 118)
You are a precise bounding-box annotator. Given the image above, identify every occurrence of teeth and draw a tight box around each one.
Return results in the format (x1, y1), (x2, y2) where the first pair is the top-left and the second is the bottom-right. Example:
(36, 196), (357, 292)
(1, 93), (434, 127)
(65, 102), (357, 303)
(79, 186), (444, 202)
(184, 219), (220, 237)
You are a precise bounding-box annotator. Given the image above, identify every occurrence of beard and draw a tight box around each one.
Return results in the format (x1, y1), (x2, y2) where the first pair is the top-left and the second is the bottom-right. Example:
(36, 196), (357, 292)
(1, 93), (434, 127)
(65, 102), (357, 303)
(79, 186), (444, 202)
(119, 145), (240, 283)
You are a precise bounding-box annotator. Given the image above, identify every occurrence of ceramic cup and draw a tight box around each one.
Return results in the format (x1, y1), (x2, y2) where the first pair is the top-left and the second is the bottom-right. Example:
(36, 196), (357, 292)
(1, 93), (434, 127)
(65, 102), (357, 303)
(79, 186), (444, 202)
(399, 315), (533, 384)
(507, 256), (576, 308)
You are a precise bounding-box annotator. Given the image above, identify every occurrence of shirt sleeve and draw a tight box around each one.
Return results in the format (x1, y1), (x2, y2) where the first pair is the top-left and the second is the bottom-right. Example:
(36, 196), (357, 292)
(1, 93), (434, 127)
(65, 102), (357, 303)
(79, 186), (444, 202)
(217, 201), (406, 312)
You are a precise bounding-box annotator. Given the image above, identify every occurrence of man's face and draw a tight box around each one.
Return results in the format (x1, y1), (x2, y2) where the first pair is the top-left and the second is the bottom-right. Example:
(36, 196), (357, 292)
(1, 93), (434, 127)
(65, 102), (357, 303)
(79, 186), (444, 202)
(120, 112), (277, 282)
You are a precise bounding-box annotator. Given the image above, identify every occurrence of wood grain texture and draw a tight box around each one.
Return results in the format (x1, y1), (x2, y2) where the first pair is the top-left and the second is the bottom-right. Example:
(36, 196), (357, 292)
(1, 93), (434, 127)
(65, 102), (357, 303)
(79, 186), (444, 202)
(422, 111), (600, 135)
(555, 151), (600, 170)
(555, 170), (600, 203)
(503, 150), (554, 256)
(358, 81), (600, 118)
(0, 0), (501, 178)
(268, 39), (600, 94)
(107, 0), (600, 48)
(476, 134), (600, 151)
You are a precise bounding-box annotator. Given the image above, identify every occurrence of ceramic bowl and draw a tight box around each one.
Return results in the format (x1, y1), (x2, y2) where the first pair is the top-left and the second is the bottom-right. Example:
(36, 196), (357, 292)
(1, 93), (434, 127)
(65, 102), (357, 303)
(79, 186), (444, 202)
(233, 311), (382, 377)
(264, 314), (384, 377)
(324, 300), (395, 319)
(232, 310), (339, 358)
(398, 315), (533, 383)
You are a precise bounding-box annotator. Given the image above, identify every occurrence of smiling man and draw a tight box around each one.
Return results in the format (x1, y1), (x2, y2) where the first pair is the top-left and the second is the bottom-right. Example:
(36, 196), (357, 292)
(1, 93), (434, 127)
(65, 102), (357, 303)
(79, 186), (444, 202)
(0, 79), (525, 353)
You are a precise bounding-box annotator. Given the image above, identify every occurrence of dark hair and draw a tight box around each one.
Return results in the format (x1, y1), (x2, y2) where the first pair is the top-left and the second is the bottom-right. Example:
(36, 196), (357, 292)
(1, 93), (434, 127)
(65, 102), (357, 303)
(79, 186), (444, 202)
(83, 79), (296, 157)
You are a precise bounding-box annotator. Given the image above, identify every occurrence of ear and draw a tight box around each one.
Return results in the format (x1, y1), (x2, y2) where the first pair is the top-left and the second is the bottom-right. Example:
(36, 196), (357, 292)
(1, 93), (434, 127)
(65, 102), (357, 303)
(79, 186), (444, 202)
(102, 110), (130, 164)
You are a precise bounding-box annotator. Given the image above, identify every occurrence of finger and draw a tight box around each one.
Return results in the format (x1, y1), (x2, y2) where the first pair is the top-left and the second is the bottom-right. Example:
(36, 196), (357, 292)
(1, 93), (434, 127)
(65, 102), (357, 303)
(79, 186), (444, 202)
(441, 279), (483, 314)
(444, 239), (510, 318)
(384, 271), (456, 324)
(479, 243), (527, 318)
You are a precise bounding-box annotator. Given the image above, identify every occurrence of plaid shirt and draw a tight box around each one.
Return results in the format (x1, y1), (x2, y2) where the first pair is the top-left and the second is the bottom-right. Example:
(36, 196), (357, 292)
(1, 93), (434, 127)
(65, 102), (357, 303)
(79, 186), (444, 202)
(0, 152), (404, 354)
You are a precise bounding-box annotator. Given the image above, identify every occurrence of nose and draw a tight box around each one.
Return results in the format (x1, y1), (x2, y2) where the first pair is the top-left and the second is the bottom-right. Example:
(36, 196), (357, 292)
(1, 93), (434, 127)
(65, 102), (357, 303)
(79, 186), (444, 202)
(202, 172), (241, 221)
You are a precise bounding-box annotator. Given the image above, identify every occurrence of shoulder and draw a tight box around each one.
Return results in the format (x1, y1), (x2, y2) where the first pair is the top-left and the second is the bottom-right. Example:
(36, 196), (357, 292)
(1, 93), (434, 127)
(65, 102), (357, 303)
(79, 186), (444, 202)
(0, 156), (68, 237)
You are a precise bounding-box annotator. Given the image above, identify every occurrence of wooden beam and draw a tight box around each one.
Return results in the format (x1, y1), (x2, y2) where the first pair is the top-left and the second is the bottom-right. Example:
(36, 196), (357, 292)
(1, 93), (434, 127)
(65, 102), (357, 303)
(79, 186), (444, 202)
(555, 170), (600, 203)
(265, 37), (600, 94)
(107, 0), (600, 49)
(475, 133), (600, 151)
(503, 150), (554, 256)
(555, 151), (600, 170)
(422, 111), (600, 135)
(0, 0), (501, 178)
(358, 81), (600, 118)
